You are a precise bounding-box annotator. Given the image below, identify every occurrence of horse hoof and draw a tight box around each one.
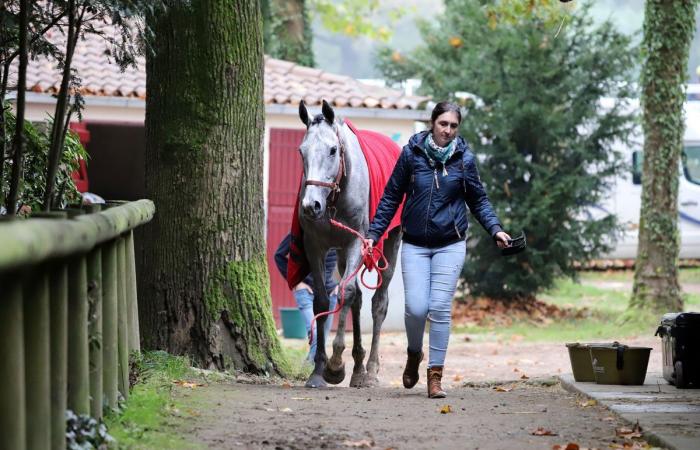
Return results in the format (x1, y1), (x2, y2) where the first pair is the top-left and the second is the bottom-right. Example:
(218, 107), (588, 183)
(305, 373), (327, 389)
(322, 364), (346, 385)
(349, 371), (367, 388)
(362, 374), (379, 387)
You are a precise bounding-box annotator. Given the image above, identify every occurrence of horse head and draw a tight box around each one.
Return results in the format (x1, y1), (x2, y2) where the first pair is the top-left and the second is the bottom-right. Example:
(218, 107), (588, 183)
(298, 100), (345, 220)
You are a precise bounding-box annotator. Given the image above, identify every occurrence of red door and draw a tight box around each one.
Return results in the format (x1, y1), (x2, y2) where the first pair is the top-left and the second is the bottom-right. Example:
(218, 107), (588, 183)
(267, 128), (306, 325)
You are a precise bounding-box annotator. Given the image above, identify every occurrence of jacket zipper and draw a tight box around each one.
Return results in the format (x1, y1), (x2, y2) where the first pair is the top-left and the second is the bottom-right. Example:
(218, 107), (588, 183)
(449, 204), (462, 239)
(425, 168), (436, 238)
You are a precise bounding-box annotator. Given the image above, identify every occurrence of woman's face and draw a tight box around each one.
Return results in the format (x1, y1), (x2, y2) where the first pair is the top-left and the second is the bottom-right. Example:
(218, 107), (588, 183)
(431, 111), (460, 147)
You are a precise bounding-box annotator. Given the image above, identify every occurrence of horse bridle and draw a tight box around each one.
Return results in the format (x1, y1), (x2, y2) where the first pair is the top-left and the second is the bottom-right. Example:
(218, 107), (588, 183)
(304, 125), (347, 204)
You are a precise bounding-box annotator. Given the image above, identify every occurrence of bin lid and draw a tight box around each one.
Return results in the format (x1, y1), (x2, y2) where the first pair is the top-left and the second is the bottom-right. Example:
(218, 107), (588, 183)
(660, 312), (700, 327)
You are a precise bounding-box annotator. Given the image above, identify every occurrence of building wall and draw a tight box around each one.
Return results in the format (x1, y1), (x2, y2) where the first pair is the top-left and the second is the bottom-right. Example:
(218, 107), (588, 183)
(24, 96), (417, 331)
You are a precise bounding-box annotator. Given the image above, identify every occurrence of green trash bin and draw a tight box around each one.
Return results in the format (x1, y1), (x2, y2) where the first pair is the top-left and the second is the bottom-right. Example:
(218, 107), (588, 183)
(280, 307), (307, 339)
(589, 343), (651, 385)
(566, 343), (596, 382)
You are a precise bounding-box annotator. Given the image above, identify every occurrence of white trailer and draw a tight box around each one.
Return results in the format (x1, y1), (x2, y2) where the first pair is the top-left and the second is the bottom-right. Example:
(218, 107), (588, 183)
(601, 98), (700, 259)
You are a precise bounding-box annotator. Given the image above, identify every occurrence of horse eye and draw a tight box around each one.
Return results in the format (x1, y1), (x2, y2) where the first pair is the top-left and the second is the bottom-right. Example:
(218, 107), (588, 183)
(330, 146), (337, 156)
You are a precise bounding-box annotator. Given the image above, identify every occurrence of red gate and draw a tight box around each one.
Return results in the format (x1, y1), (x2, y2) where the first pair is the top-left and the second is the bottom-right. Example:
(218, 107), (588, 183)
(267, 128), (306, 325)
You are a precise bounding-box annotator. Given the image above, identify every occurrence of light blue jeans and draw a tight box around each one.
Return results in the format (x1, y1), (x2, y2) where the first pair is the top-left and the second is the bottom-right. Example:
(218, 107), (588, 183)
(294, 289), (338, 361)
(401, 240), (466, 368)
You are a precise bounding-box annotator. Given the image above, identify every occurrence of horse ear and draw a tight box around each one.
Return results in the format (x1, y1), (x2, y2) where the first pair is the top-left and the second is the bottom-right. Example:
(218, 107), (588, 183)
(299, 100), (309, 127)
(322, 100), (335, 125)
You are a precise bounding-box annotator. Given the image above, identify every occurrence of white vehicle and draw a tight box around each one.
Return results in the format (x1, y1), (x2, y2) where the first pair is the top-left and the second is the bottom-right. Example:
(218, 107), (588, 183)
(601, 98), (700, 259)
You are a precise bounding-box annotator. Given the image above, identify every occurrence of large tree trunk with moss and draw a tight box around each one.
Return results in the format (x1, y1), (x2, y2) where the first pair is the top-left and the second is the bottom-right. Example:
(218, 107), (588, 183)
(631, 0), (698, 313)
(142, 0), (287, 374)
(262, 0), (315, 67)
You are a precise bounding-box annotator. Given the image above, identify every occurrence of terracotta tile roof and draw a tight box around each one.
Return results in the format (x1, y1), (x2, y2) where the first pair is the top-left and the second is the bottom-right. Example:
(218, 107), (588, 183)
(20, 32), (427, 110)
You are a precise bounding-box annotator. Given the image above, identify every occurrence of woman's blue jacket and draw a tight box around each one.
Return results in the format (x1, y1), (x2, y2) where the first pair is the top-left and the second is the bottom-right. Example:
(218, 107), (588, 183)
(367, 131), (503, 248)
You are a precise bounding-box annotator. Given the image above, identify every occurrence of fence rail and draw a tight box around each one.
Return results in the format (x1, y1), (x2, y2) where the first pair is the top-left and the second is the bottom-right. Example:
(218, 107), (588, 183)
(0, 199), (155, 450)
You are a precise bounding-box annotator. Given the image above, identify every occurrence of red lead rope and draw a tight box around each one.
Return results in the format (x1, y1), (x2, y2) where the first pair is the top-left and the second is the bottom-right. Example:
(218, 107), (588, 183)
(308, 219), (389, 344)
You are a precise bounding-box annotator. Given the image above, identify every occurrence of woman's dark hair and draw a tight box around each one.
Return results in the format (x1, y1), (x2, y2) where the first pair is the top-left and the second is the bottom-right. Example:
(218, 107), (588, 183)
(430, 101), (462, 125)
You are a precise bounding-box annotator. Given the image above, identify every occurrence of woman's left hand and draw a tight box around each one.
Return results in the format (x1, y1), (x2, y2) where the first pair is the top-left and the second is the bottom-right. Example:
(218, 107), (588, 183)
(494, 231), (512, 249)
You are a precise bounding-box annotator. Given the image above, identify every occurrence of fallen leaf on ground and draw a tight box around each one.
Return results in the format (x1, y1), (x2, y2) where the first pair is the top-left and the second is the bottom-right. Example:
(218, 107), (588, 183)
(615, 420), (643, 439)
(520, 374), (530, 380)
(453, 374), (464, 382)
(551, 444), (580, 450)
(603, 416), (616, 422)
(531, 427), (558, 436)
(281, 381), (292, 388)
(439, 405), (453, 414)
(279, 407), (293, 413)
(493, 386), (512, 392)
(578, 399), (597, 407)
(172, 380), (204, 388)
(609, 442), (649, 449)
(463, 335), (472, 342)
(342, 439), (374, 448)
(291, 397), (313, 401)
(513, 367), (521, 373)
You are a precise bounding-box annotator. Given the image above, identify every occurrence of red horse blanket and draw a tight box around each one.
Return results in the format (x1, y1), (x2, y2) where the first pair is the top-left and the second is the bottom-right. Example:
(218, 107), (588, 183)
(287, 120), (403, 288)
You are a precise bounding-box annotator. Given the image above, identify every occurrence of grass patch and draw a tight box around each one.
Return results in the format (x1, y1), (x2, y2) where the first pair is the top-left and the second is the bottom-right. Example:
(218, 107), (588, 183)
(578, 267), (700, 284)
(280, 342), (313, 381)
(455, 272), (700, 343)
(104, 351), (201, 450)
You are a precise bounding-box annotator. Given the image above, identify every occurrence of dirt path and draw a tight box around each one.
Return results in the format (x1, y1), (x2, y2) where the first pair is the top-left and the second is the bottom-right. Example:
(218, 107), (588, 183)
(179, 333), (661, 449)
(187, 381), (636, 450)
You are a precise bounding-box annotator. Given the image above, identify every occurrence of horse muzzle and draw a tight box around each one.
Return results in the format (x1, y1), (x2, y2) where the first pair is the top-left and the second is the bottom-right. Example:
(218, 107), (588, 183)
(301, 197), (326, 220)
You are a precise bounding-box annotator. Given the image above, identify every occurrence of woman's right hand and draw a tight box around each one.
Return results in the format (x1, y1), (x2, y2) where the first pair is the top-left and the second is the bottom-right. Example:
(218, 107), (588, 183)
(363, 238), (374, 250)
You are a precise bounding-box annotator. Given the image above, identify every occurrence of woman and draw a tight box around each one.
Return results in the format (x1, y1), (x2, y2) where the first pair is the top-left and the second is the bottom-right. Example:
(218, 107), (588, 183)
(365, 102), (511, 398)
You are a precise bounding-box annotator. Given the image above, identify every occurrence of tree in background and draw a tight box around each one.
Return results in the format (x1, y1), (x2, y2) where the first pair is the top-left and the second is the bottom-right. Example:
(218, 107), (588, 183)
(262, 0), (402, 67)
(262, 0), (315, 67)
(378, 0), (637, 301)
(631, 0), (699, 313)
(0, 0), (148, 212)
(143, 0), (287, 374)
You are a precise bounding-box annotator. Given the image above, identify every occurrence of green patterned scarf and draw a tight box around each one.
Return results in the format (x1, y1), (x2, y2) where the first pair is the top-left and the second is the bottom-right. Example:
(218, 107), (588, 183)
(422, 133), (456, 167)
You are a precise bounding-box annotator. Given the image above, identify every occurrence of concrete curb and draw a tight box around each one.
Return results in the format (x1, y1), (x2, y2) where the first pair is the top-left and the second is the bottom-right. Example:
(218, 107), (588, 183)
(558, 373), (700, 450)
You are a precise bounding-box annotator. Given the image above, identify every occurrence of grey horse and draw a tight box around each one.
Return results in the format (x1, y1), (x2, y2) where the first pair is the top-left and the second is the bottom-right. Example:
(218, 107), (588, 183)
(297, 100), (401, 388)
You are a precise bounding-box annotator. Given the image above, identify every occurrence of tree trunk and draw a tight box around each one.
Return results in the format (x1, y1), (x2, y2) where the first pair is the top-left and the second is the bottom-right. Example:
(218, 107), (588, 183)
(263, 0), (315, 67)
(43, 0), (81, 211)
(6, 0), (28, 215)
(143, 0), (287, 375)
(631, 0), (698, 313)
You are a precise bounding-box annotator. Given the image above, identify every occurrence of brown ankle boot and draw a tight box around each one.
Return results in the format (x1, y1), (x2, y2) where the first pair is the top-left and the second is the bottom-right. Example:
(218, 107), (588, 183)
(427, 366), (446, 398)
(402, 349), (424, 388)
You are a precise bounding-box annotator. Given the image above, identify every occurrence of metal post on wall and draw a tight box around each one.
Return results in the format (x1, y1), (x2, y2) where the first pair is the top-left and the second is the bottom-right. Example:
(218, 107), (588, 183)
(49, 263), (68, 450)
(126, 230), (141, 353)
(116, 236), (129, 400)
(87, 244), (103, 419)
(23, 267), (51, 450)
(101, 239), (119, 410)
(0, 273), (27, 450)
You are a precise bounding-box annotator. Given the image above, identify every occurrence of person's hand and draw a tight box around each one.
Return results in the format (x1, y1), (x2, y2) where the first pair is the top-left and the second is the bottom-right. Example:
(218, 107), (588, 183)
(494, 231), (512, 249)
(363, 238), (374, 250)
(294, 281), (313, 293)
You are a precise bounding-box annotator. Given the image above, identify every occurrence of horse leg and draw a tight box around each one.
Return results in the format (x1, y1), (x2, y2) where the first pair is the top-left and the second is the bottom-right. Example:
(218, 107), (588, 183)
(349, 288), (367, 387)
(324, 242), (363, 385)
(363, 227), (402, 386)
(323, 282), (354, 385)
(305, 258), (330, 389)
